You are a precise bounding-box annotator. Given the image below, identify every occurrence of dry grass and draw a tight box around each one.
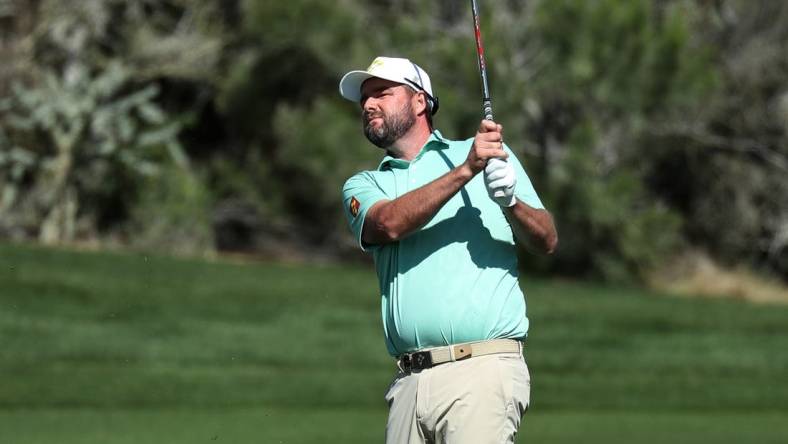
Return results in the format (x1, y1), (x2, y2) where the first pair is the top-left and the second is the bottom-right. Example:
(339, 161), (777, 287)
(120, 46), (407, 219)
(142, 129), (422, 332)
(649, 251), (788, 304)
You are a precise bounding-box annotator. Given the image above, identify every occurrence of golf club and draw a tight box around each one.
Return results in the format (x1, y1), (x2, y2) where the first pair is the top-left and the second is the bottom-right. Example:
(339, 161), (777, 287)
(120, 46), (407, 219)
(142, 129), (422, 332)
(471, 0), (506, 198)
(471, 0), (494, 121)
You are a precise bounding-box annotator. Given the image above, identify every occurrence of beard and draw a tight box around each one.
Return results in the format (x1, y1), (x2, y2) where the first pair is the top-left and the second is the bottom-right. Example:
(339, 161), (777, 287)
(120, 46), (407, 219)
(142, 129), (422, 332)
(363, 101), (416, 149)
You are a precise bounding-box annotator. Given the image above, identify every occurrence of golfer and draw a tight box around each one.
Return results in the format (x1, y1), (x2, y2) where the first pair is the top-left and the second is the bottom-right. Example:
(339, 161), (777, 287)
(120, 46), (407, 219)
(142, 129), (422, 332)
(339, 56), (557, 443)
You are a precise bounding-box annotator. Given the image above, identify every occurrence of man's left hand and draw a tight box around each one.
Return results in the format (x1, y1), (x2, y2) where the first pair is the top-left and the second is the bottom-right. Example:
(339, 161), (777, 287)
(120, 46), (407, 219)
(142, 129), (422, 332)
(484, 159), (516, 207)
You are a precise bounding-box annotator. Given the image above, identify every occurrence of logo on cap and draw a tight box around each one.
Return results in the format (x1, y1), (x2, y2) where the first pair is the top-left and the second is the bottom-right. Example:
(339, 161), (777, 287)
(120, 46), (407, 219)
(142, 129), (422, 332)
(350, 196), (360, 217)
(367, 57), (385, 72)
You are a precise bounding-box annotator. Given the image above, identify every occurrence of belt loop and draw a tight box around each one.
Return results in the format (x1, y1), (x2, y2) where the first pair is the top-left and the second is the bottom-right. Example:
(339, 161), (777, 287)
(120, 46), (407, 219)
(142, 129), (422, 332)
(448, 343), (456, 362)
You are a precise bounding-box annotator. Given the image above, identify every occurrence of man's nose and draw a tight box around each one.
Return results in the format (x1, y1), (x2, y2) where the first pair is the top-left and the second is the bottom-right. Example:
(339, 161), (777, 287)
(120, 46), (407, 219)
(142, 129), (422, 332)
(363, 97), (379, 112)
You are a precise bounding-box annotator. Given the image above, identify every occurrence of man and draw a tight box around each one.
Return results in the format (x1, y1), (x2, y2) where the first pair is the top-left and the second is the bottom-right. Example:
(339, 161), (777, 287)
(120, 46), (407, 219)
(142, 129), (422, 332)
(339, 56), (557, 443)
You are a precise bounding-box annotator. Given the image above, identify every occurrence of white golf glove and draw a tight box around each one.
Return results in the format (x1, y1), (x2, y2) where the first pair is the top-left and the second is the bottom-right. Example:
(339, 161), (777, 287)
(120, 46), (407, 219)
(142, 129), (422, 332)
(484, 158), (517, 207)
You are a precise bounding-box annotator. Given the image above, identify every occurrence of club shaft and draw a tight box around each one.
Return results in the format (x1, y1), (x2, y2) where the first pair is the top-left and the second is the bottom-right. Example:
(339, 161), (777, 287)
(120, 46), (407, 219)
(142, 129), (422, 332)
(471, 0), (506, 199)
(471, 0), (493, 121)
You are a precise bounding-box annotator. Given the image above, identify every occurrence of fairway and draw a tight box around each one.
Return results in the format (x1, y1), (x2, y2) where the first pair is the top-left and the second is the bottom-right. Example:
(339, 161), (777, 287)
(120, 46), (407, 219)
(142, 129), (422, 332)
(1, 408), (787, 444)
(1, 243), (787, 443)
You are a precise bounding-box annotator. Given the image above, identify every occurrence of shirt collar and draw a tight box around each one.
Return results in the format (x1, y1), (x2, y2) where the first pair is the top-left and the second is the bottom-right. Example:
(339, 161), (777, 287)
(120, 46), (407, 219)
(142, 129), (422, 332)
(378, 130), (449, 170)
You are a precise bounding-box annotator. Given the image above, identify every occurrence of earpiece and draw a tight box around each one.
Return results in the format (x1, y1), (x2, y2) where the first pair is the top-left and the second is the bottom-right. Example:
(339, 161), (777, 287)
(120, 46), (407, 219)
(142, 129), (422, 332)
(403, 78), (440, 116)
(427, 95), (440, 116)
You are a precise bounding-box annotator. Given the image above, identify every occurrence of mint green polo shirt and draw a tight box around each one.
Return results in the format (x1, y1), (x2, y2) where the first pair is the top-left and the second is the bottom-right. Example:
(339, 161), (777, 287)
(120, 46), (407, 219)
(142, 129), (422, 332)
(342, 130), (544, 356)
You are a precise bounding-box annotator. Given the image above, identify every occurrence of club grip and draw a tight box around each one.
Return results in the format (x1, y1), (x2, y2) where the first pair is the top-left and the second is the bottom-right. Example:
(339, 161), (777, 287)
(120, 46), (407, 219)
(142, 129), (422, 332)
(483, 98), (493, 121)
(482, 98), (505, 198)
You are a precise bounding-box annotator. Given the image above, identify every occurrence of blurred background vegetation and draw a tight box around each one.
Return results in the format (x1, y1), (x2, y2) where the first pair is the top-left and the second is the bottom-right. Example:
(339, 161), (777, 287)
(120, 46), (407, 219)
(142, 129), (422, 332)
(0, 0), (786, 288)
(2, 2), (787, 443)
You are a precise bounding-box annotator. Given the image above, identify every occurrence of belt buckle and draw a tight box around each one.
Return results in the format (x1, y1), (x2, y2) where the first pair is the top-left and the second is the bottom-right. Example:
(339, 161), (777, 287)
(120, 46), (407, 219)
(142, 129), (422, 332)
(400, 354), (412, 372)
(399, 351), (433, 372)
(412, 351), (433, 370)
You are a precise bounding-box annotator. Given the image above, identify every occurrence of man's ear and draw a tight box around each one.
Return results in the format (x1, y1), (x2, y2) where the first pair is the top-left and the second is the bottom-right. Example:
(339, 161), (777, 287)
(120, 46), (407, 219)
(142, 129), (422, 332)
(413, 91), (428, 116)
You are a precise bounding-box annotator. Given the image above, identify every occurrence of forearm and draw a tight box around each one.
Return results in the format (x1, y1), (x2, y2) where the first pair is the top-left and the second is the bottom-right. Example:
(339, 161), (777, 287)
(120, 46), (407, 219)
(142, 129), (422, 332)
(503, 200), (558, 255)
(363, 164), (474, 244)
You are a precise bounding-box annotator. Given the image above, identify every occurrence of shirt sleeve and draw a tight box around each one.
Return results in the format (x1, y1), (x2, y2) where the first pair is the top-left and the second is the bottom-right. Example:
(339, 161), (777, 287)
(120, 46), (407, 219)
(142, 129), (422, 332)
(342, 171), (390, 251)
(503, 143), (545, 210)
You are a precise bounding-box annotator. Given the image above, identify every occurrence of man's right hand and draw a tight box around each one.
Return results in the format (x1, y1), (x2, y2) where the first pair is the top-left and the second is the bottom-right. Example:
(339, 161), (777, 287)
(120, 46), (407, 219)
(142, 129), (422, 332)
(463, 119), (508, 175)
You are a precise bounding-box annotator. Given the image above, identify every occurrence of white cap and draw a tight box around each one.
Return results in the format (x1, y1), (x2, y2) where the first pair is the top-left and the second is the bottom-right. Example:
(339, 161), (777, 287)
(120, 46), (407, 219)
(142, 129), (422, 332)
(339, 56), (436, 106)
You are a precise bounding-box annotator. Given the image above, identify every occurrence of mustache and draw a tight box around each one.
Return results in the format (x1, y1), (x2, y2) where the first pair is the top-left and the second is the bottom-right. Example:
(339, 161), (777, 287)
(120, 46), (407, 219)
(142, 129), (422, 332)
(363, 112), (384, 124)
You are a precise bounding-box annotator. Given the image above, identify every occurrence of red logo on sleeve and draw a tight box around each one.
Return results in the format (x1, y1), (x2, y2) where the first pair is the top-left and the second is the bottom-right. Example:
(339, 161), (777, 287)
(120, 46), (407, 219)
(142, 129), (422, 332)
(349, 196), (360, 217)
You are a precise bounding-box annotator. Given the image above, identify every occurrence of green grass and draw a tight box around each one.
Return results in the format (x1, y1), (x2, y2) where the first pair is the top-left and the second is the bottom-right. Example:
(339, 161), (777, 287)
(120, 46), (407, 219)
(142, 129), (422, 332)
(1, 409), (787, 444)
(1, 242), (787, 443)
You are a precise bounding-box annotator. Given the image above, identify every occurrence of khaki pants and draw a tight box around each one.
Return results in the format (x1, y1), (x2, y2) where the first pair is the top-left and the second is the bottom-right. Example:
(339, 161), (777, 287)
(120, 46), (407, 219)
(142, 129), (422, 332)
(385, 351), (530, 443)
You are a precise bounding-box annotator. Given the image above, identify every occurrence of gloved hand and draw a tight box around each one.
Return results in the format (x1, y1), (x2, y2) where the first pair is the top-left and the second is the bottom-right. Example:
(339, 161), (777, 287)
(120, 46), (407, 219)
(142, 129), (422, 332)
(484, 158), (517, 207)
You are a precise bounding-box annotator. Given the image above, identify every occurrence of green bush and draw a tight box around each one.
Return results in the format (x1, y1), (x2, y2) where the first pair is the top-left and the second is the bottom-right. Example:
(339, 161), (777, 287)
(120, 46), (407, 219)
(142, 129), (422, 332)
(126, 165), (213, 256)
(546, 123), (683, 281)
(271, 97), (381, 246)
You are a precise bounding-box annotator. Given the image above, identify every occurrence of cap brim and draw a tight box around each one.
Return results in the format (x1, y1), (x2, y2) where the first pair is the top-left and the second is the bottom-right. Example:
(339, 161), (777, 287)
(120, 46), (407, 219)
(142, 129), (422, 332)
(339, 70), (374, 102)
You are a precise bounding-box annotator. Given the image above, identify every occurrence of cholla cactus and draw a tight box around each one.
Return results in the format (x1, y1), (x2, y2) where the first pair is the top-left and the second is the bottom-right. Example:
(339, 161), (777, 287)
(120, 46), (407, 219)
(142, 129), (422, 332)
(0, 0), (222, 245)
(1, 60), (184, 243)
